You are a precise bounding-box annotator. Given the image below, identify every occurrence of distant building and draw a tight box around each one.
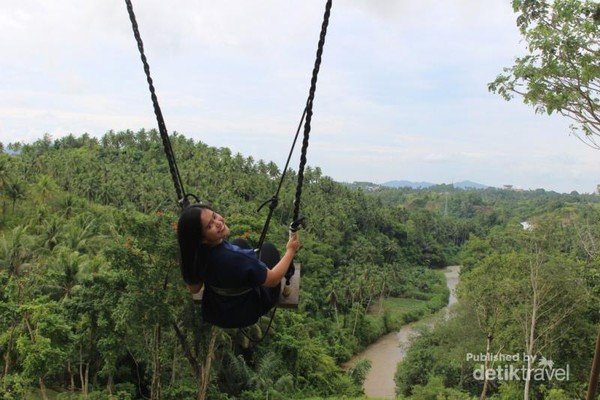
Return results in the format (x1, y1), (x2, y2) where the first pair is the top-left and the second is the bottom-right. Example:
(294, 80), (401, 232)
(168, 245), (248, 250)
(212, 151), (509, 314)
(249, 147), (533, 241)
(503, 184), (524, 192)
(521, 221), (533, 231)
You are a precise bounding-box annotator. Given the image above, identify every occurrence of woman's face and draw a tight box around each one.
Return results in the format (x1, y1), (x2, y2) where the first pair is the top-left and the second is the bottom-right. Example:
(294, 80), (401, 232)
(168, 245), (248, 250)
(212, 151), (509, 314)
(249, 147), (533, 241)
(199, 208), (230, 246)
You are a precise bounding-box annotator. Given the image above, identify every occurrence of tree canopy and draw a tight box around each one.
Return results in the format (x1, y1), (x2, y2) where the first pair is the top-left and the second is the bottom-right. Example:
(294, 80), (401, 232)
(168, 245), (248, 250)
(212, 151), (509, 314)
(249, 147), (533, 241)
(0, 130), (599, 399)
(489, 0), (600, 147)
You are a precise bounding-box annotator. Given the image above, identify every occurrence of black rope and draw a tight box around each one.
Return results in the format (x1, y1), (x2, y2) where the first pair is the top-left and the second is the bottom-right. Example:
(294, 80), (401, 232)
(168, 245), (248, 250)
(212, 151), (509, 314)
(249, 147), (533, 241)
(256, 0), (333, 256)
(124, 0), (191, 208)
(255, 107), (307, 251)
(293, 0), (332, 223)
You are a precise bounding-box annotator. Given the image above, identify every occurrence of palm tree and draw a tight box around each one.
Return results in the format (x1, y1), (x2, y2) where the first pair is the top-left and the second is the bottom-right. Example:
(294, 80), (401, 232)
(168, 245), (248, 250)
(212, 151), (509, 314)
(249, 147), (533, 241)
(0, 226), (32, 277)
(59, 215), (101, 254)
(60, 195), (77, 219)
(4, 179), (26, 213)
(248, 351), (285, 396)
(0, 155), (10, 215)
(49, 249), (82, 300)
(34, 175), (58, 206)
(0, 155), (10, 190)
(41, 218), (61, 252)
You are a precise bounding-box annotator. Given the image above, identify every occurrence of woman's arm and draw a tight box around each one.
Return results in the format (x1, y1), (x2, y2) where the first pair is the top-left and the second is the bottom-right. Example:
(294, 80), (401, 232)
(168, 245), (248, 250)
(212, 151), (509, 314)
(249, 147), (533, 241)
(263, 233), (301, 288)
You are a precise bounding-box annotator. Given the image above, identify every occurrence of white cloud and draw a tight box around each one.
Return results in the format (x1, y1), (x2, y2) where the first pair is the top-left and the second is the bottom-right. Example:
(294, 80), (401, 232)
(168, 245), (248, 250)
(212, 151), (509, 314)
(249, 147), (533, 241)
(0, 0), (598, 193)
(424, 153), (450, 162)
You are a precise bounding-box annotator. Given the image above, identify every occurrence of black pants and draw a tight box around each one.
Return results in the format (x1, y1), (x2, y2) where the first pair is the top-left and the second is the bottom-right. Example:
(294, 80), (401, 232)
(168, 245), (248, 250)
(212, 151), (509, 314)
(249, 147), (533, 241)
(231, 238), (280, 268)
(231, 238), (281, 312)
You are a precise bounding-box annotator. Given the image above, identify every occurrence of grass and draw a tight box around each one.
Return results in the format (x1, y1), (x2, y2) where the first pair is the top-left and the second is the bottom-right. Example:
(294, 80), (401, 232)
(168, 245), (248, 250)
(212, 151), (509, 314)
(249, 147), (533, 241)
(363, 271), (450, 338)
(25, 388), (61, 400)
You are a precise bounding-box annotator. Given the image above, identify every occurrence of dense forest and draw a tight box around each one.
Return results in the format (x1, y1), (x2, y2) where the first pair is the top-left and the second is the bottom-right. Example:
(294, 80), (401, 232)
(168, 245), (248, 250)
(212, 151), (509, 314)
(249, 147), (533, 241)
(0, 130), (599, 400)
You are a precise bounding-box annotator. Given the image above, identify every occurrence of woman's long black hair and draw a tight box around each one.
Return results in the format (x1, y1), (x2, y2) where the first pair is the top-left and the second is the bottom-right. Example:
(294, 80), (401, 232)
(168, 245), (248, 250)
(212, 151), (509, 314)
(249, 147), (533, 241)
(177, 203), (213, 284)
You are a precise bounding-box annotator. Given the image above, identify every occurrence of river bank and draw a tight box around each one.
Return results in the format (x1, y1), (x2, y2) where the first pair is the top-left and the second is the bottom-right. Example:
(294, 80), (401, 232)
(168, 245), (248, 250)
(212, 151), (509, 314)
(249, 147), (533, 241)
(344, 265), (460, 399)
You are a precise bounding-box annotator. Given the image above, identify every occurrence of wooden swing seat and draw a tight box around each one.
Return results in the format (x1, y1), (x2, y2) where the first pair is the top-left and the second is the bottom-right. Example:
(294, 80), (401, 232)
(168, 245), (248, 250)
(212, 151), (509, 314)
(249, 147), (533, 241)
(278, 263), (301, 309)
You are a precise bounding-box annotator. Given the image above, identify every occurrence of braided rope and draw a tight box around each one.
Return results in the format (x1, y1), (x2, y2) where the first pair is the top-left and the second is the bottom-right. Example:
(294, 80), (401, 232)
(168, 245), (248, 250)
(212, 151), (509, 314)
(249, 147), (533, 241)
(293, 0), (332, 222)
(256, 1), (333, 255)
(124, 0), (188, 207)
(125, 0), (331, 217)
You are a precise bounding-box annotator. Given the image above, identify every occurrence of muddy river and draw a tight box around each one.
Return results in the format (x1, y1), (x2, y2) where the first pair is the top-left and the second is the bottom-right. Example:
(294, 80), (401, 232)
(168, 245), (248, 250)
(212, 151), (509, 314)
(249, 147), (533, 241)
(344, 265), (460, 399)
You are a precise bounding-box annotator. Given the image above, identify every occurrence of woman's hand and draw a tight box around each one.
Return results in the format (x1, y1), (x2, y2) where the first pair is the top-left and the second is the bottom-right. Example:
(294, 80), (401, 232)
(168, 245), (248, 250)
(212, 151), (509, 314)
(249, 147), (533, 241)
(286, 232), (301, 254)
(264, 233), (301, 288)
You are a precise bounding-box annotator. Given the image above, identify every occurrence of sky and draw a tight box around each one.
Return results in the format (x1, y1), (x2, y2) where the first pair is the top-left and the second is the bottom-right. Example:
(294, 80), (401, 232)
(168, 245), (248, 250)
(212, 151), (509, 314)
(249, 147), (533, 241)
(2, 0), (599, 194)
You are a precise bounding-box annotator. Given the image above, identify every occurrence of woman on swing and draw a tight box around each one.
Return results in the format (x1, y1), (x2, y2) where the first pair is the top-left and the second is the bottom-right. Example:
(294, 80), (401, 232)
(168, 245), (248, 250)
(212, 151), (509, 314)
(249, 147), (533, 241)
(177, 203), (301, 329)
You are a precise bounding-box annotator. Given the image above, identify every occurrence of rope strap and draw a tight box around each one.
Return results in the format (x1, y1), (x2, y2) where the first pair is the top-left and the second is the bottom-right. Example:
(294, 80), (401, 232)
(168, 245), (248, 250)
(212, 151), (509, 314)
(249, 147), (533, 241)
(124, 0), (190, 208)
(256, 0), (333, 254)
(293, 0), (332, 223)
(209, 286), (253, 297)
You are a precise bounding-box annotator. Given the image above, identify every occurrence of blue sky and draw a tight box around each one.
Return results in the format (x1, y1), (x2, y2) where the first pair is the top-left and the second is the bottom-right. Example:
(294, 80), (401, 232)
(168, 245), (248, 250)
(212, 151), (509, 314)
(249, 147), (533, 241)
(2, 0), (599, 193)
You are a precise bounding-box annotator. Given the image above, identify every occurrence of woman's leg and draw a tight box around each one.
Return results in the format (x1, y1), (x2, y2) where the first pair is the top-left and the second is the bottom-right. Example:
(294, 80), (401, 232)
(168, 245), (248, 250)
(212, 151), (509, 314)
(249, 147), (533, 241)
(258, 243), (280, 269)
(231, 239), (281, 269)
(258, 243), (282, 310)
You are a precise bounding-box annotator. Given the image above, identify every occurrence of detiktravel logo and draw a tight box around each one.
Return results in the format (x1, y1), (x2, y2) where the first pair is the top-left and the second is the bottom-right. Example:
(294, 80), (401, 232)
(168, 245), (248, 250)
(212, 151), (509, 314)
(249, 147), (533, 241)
(466, 353), (570, 382)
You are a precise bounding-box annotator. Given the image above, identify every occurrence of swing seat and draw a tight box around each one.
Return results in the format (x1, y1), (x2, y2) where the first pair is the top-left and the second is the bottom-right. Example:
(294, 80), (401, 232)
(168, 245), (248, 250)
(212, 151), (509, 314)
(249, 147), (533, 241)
(278, 263), (301, 309)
